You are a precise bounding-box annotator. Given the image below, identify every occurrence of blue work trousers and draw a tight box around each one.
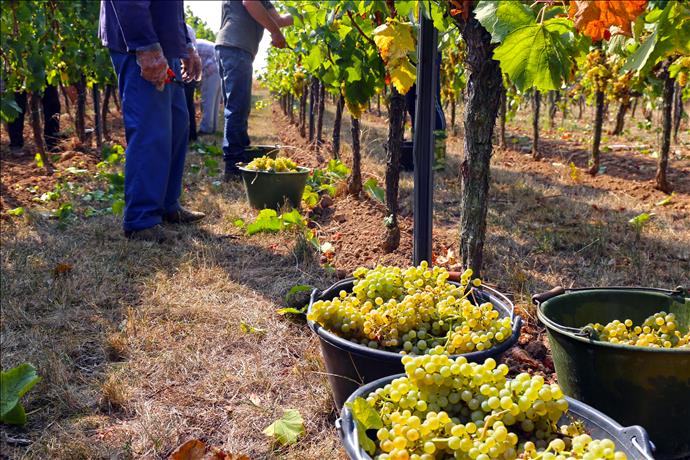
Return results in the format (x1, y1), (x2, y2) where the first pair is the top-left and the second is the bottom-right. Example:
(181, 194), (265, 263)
(216, 46), (253, 171)
(110, 52), (189, 232)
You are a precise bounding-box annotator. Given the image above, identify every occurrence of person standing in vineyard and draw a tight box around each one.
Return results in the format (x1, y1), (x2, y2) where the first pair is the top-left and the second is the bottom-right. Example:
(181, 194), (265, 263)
(215, 0), (293, 180)
(196, 38), (222, 136)
(99, 0), (205, 243)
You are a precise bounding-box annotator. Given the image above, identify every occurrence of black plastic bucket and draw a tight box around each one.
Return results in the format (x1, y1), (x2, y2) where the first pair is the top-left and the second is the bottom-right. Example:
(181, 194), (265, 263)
(534, 286), (689, 459)
(338, 374), (655, 460)
(308, 279), (522, 409)
(238, 165), (309, 210)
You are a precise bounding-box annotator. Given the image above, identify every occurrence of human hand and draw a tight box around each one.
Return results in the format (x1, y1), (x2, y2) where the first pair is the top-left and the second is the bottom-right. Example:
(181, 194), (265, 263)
(271, 30), (287, 49)
(135, 45), (167, 90)
(182, 49), (202, 82)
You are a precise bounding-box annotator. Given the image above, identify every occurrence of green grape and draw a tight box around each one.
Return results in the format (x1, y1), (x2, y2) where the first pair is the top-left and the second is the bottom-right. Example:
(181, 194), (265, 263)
(586, 311), (689, 349)
(355, 356), (627, 459)
(246, 155), (299, 172)
(308, 264), (513, 355)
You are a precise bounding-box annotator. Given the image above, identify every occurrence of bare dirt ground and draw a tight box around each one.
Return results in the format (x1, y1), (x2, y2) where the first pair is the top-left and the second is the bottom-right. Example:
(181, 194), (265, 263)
(1, 86), (688, 459)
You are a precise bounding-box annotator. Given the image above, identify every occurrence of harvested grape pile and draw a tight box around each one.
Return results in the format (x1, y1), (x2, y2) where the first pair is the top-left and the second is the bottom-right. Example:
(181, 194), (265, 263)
(586, 311), (690, 348)
(350, 355), (629, 460)
(245, 155), (299, 172)
(308, 263), (513, 354)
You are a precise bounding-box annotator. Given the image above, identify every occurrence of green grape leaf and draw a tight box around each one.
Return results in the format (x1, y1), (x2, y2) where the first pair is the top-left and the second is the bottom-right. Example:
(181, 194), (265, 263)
(1, 363), (40, 425)
(111, 199), (125, 216)
(246, 209), (282, 235)
(628, 212), (654, 229)
(304, 46), (324, 73)
(346, 397), (382, 456)
(493, 24), (571, 92)
(7, 207), (25, 216)
(475, 0), (536, 44)
(280, 209), (305, 228)
(364, 178), (385, 203)
(263, 409), (304, 445)
(347, 397), (383, 430)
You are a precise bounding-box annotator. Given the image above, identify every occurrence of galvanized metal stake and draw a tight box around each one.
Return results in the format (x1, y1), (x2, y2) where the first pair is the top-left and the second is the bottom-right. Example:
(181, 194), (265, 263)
(412, 10), (437, 265)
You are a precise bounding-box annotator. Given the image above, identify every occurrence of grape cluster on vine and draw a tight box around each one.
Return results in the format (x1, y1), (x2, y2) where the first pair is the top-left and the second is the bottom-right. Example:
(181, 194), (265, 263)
(308, 263), (513, 355)
(354, 355), (628, 459)
(586, 311), (690, 348)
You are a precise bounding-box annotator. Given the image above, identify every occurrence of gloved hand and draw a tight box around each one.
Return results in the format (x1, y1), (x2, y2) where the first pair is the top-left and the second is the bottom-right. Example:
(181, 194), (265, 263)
(135, 44), (167, 90)
(182, 48), (202, 82)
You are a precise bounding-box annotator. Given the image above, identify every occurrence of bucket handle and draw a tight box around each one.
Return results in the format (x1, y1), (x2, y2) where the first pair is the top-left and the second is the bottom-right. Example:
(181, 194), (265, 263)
(631, 436), (655, 460)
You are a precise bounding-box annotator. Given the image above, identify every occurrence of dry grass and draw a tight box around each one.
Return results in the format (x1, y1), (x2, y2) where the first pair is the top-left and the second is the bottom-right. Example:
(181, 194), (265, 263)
(1, 87), (689, 459)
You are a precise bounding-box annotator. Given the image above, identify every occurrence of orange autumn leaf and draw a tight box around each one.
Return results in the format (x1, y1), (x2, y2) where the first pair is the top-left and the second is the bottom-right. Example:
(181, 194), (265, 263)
(568, 0), (648, 41)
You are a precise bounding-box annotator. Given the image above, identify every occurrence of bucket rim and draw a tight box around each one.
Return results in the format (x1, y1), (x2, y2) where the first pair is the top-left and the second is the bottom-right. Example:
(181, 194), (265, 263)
(338, 374), (655, 460)
(535, 286), (690, 354)
(307, 277), (523, 362)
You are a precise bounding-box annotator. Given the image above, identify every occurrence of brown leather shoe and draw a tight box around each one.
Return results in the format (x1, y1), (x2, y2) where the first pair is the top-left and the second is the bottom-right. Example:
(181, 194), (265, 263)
(163, 207), (206, 224)
(124, 224), (179, 243)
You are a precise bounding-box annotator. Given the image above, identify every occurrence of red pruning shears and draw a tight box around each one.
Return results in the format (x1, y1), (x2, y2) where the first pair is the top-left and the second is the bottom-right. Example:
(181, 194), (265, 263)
(165, 68), (184, 86)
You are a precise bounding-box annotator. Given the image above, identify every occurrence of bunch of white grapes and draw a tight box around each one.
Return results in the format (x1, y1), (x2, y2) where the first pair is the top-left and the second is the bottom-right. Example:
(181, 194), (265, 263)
(308, 263), (512, 355)
(355, 355), (628, 460)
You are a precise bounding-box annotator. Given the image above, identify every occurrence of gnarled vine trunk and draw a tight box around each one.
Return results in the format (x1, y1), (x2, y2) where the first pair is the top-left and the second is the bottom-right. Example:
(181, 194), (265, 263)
(455, 15), (502, 277)
(657, 60), (674, 193)
(316, 81), (325, 148)
(589, 89), (604, 175)
(93, 84), (102, 147)
(498, 88), (507, 149)
(532, 90), (540, 159)
(102, 84), (111, 140)
(383, 87), (404, 252)
(347, 116), (362, 196)
(332, 93), (344, 159)
(308, 77), (317, 142)
(299, 87), (308, 138)
(75, 74), (87, 143)
(29, 92), (53, 174)
(611, 100), (630, 136)
(672, 81), (683, 144)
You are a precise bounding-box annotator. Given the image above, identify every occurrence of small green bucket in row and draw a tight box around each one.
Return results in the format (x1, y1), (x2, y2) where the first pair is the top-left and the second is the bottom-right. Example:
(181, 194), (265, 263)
(534, 286), (690, 459)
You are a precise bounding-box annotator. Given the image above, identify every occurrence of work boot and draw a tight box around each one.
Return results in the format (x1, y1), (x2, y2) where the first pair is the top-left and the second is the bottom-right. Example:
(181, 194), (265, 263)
(162, 207), (206, 224)
(124, 224), (179, 243)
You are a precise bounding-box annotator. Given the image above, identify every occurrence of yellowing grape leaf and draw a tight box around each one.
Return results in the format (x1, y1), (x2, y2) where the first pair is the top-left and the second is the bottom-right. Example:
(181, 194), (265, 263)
(168, 439), (250, 460)
(374, 20), (417, 95)
(389, 58), (417, 95)
(373, 21), (415, 63)
(263, 409), (304, 445)
(568, 0), (648, 41)
(569, 162), (580, 182)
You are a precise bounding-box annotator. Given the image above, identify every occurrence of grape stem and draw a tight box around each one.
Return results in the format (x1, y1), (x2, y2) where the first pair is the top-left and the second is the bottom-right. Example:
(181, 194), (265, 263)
(479, 409), (510, 441)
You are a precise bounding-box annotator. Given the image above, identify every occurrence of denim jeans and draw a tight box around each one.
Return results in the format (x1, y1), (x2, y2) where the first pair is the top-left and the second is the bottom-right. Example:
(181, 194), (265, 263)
(199, 70), (222, 134)
(110, 52), (189, 231)
(216, 46), (253, 171)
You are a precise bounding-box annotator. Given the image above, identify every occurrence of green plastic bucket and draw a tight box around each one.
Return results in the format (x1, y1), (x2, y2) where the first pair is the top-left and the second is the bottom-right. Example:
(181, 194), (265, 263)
(238, 165), (309, 210)
(534, 286), (689, 459)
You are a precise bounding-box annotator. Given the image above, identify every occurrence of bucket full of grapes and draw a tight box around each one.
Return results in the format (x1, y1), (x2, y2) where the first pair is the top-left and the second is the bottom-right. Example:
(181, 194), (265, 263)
(533, 286), (689, 459)
(337, 356), (655, 460)
(237, 155), (310, 210)
(307, 263), (522, 410)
